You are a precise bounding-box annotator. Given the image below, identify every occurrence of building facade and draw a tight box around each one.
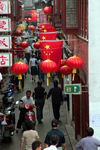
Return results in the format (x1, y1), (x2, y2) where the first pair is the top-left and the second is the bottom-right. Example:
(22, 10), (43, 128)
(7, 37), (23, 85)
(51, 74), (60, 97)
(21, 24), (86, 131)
(52, 0), (89, 139)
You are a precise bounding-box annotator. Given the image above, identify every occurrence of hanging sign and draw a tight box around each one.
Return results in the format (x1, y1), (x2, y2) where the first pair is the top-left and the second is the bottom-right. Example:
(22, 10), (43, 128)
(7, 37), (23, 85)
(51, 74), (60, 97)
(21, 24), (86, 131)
(0, 36), (11, 49)
(40, 11), (49, 24)
(0, 1), (10, 14)
(0, 53), (12, 67)
(0, 18), (11, 32)
(64, 84), (81, 94)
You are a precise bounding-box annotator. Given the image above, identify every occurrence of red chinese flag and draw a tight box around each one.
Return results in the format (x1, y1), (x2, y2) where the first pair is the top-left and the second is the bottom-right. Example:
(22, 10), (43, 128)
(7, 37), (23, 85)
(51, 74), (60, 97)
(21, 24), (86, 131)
(39, 24), (52, 29)
(40, 41), (63, 72)
(40, 32), (57, 41)
(39, 28), (56, 33)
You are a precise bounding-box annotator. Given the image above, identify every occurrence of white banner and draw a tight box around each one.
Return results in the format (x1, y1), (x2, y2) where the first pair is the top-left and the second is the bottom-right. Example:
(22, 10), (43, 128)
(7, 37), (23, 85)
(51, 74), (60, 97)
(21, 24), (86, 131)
(0, 36), (11, 49)
(0, 53), (12, 67)
(0, 1), (10, 14)
(0, 18), (11, 32)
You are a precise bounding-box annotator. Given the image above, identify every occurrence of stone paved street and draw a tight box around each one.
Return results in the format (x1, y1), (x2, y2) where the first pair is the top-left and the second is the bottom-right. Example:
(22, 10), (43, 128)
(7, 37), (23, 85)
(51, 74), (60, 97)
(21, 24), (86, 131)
(1, 74), (72, 150)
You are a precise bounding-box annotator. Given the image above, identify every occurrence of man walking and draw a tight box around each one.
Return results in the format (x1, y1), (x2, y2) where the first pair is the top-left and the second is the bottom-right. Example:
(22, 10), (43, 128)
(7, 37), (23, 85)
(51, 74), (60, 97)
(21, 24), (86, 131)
(32, 141), (42, 150)
(44, 119), (66, 150)
(44, 135), (59, 150)
(33, 81), (47, 123)
(47, 80), (63, 121)
(76, 127), (100, 150)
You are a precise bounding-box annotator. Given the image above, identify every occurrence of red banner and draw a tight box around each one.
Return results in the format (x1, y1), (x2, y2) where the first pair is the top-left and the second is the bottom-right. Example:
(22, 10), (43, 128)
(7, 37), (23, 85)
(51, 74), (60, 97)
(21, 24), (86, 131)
(39, 28), (56, 33)
(39, 24), (52, 29)
(40, 41), (63, 72)
(40, 32), (57, 41)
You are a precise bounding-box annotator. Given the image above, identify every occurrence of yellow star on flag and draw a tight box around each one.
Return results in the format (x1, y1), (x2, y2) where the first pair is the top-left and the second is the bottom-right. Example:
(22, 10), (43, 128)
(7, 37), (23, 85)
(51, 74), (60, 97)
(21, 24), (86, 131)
(44, 29), (47, 32)
(42, 25), (45, 28)
(42, 36), (46, 40)
(45, 44), (50, 50)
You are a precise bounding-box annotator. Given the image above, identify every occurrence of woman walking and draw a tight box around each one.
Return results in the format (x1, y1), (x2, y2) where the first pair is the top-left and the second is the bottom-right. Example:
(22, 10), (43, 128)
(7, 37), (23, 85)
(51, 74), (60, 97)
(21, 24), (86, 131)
(30, 53), (39, 81)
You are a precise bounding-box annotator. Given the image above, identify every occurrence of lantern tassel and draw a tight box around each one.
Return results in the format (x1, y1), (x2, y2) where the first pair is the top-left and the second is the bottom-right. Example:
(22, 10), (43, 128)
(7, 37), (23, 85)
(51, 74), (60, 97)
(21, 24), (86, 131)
(62, 74), (63, 78)
(18, 74), (22, 90)
(72, 69), (77, 81)
(19, 80), (21, 90)
(47, 77), (49, 86)
(47, 73), (50, 86)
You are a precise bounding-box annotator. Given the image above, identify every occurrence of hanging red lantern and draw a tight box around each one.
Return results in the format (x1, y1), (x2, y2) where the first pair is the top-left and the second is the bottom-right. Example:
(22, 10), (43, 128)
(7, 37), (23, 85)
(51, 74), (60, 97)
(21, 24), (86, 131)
(34, 43), (40, 49)
(11, 61), (28, 89)
(13, 46), (17, 50)
(40, 59), (57, 86)
(28, 25), (36, 31)
(60, 59), (66, 67)
(14, 52), (17, 55)
(20, 42), (29, 49)
(44, 7), (52, 15)
(13, 42), (17, 45)
(14, 29), (22, 36)
(12, 36), (17, 41)
(66, 55), (83, 81)
(60, 65), (72, 78)
(25, 18), (28, 21)
(27, 18), (32, 22)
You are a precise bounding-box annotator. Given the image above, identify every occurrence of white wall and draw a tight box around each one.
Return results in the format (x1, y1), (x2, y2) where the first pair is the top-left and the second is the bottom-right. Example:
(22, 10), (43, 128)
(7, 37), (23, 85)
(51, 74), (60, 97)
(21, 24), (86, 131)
(89, 0), (100, 141)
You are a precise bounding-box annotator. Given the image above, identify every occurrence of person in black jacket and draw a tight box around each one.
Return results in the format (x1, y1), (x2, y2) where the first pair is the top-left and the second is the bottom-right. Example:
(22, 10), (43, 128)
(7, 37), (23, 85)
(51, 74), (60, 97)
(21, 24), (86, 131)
(47, 80), (63, 121)
(33, 81), (47, 123)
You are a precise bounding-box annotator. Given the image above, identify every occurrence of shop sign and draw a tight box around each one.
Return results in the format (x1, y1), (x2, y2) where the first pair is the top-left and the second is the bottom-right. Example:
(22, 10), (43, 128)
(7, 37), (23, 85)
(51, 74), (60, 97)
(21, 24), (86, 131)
(64, 84), (81, 94)
(40, 11), (48, 24)
(0, 18), (11, 32)
(0, 36), (11, 49)
(0, 53), (12, 67)
(0, 0), (11, 14)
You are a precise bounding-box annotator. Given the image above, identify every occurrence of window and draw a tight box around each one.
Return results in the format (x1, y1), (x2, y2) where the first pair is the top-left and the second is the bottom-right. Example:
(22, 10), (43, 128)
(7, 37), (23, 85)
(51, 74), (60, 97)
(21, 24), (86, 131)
(66, 0), (78, 28)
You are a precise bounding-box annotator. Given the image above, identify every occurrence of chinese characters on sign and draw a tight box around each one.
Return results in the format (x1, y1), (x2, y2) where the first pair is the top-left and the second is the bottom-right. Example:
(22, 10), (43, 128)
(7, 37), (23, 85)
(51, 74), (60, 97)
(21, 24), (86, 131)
(0, 19), (10, 32)
(0, 53), (12, 67)
(64, 84), (81, 94)
(0, 36), (11, 49)
(40, 11), (48, 24)
(0, 1), (10, 14)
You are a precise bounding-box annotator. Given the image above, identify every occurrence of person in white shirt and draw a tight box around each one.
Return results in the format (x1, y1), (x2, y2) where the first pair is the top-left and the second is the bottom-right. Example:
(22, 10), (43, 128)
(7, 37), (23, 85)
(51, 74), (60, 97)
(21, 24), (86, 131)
(44, 135), (59, 150)
(23, 29), (30, 39)
(30, 53), (39, 81)
(25, 45), (32, 64)
(16, 90), (35, 133)
(17, 36), (22, 46)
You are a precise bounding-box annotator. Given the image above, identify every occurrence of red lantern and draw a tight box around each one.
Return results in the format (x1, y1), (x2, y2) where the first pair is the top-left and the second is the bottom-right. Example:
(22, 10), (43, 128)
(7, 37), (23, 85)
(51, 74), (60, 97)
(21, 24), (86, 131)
(20, 42), (29, 49)
(12, 36), (17, 41)
(34, 43), (40, 49)
(14, 29), (22, 36)
(0, 67), (2, 69)
(44, 7), (52, 15)
(14, 52), (17, 55)
(60, 65), (72, 78)
(11, 61), (28, 89)
(61, 59), (66, 67)
(25, 18), (28, 21)
(13, 42), (17, 45)
(40, 59), (57, 86)
(13, 46), (17, 50)
(28, 25), (36, 31)
(66, 55), (83, 81)
(27, 18), (32, 22)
